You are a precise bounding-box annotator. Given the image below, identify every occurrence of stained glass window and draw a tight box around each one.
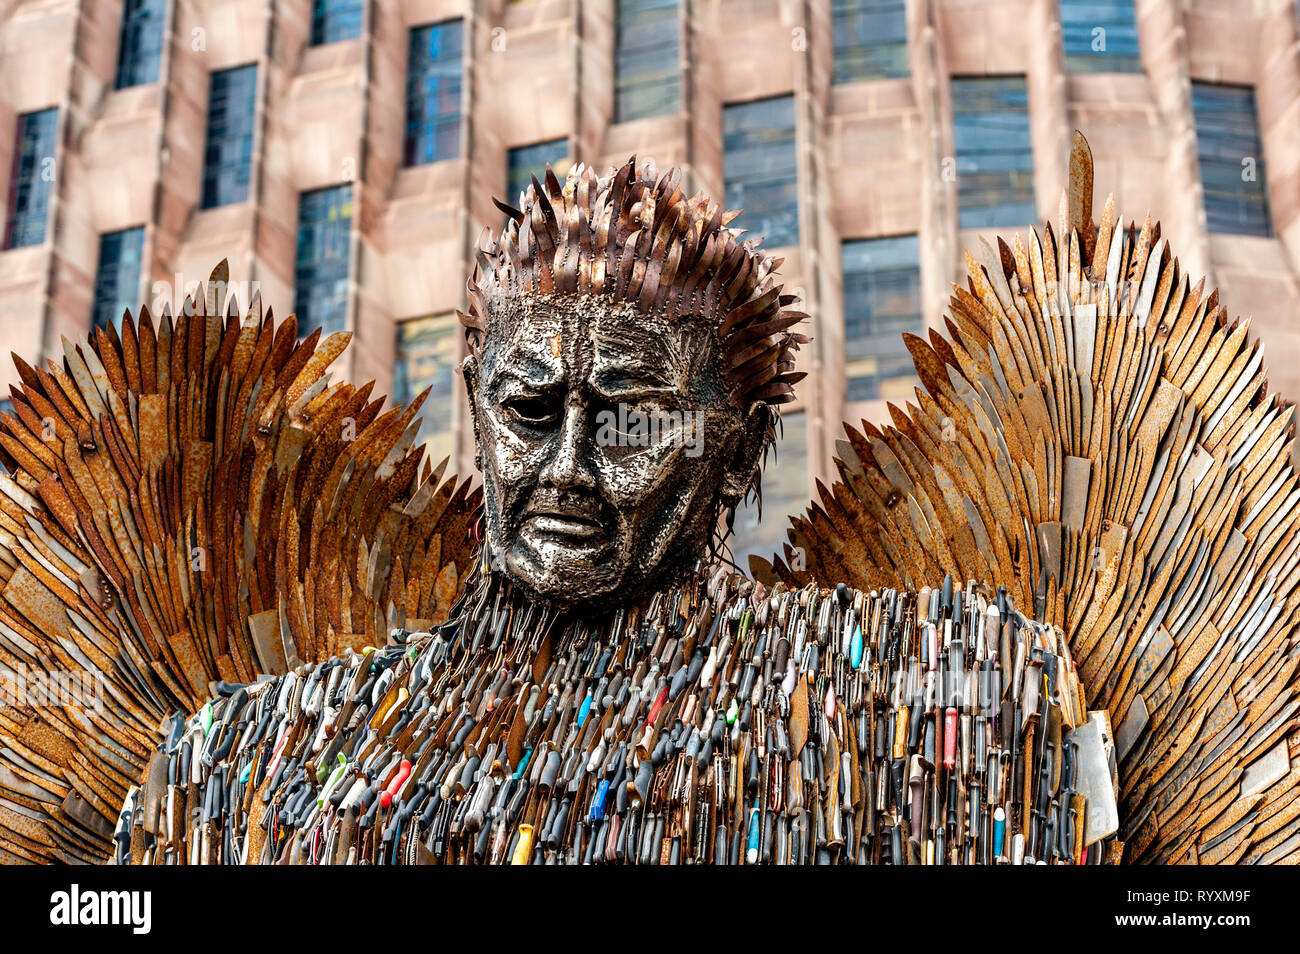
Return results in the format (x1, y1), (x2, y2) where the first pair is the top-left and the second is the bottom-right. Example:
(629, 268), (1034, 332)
(1060, 0), (1141, 73)
(724, 96), (799, 249)
(294, 185), (352, 336)
(92, 227), (145, 331)
(614, 0), (680, 121)
(115, 0), (166, 88)
(395, 313), (459, 466)
(3, 109), (58, 250)
(506, 139), (570, 204)
(1191, 83), (1272, 237)
(952, 76), (1036, 229)
(833, 0), (908, 83)
(311, 0), (362, 45)
(730, 410), (808, 570)
(201, 65), (257, 209)
(842, 235), (921, 401)
(405, 21), (463, 166)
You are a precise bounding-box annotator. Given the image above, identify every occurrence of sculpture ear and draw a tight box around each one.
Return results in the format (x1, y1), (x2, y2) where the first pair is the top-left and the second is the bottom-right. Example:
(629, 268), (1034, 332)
(461, 355), (483, 469)
(461, 355), (480, 419)
(720, 402), (770, 505)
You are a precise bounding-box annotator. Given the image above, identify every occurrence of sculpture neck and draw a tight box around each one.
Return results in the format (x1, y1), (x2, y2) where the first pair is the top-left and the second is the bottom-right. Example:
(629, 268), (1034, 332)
(442, 557), (719, 677)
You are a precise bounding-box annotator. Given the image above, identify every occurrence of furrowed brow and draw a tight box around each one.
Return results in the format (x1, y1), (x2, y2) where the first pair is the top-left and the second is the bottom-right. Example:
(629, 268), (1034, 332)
(590, 323), (684, 398)
(590, 365), (678, 401)
(487, 345), (564, 392)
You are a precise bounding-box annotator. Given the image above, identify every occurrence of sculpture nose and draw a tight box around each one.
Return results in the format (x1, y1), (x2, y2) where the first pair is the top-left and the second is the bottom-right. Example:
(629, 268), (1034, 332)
(540, 398), (597, 491)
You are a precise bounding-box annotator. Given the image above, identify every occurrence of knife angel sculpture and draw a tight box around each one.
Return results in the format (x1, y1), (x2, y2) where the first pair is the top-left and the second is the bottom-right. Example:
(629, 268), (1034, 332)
(0, 133), (1296, 865)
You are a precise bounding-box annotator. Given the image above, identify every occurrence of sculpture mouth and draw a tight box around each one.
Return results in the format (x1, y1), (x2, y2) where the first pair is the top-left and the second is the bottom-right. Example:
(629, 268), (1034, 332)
(520, 494), (612, 547)
(524, 511), (605, 540)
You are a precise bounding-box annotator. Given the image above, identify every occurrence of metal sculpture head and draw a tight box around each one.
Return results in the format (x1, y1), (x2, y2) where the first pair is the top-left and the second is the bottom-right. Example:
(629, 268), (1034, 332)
(460, 157), (806, 610)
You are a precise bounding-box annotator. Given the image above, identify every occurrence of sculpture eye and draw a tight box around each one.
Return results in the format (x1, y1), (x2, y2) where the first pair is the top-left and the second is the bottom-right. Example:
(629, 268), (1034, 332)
(504, 395), (559, 428)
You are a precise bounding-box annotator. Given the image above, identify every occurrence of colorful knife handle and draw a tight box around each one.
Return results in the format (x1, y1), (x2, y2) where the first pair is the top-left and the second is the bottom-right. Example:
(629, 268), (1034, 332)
(380, 758), (412, 808)
(943, 707), (958, 771)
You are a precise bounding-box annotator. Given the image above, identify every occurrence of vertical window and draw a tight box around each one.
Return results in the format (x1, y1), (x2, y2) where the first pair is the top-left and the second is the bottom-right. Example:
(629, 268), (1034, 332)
(723, 96), (799, 248)
(614, 0), (680, 122)
(1191, 83), (1272, 237)
(730, 410), (808, 569)
(506, 139), (570, 203)
(842, 235), (921, 401)
(294, 185), (352, 337)
(201, 65), (257, 209)
(1060, 0), (1141, 73)
(4, 109), (58, 250)
(405, 20), (463, 166)
(115, 0), (165, 88)
(92, 227), (145, 331)
(395, 313), (458, 465)
(832, 0), (908, 83)
(311, 0), (362, 45)
(952, 76), (1036, 229)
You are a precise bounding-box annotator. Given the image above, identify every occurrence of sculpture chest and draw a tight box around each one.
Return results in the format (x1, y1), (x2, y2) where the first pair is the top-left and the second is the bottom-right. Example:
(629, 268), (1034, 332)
(122, 565), (1119, 865)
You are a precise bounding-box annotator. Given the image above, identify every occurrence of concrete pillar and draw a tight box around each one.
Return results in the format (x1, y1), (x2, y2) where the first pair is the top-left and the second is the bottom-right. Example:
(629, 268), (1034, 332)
(1135, 0), (1212, 285)
(1027, 0), (1069, 221)
(913, 0), (957, 332)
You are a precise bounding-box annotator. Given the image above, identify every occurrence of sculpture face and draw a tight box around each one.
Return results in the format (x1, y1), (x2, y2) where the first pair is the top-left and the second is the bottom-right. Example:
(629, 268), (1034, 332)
(465, 292), (765, 609)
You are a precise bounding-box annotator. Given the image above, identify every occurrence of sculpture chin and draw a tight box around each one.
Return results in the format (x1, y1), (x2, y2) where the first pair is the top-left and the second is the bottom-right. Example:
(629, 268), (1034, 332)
(496, 516), (696, 611)
(501, 536), (623, 610)
(503, 568), (595, 612)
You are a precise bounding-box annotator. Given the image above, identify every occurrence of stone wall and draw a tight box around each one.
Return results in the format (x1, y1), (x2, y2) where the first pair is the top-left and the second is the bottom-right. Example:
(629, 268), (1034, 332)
(1, 0), (1297, 495)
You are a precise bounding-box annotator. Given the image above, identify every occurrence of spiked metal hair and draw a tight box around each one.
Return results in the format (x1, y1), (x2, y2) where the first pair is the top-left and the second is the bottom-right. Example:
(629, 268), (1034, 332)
(459, 156), (808, 411)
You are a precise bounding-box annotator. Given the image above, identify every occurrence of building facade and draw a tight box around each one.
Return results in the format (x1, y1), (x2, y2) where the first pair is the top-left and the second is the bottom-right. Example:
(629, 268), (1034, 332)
(2, 0), (1298, 562)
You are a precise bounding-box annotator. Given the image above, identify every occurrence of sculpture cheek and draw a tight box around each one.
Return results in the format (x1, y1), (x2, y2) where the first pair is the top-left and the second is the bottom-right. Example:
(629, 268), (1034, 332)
(593, 436), (670, 487)
(478, 410), (538, 483)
